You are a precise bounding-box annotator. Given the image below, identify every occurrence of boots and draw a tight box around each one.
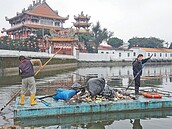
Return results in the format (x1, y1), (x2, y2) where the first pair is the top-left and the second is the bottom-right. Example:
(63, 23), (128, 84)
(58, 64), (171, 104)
(30, 94), (37, 106)
(20, 94), (25, 105)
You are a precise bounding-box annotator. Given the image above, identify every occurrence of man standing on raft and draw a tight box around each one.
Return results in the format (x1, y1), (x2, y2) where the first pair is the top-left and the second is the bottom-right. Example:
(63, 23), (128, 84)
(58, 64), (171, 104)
(19, 55), (42, 106)
(132, 54), (151, 97)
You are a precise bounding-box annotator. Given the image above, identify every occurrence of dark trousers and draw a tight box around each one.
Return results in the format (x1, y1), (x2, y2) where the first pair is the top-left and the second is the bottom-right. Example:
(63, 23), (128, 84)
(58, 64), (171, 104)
(134, 75), (140, 95)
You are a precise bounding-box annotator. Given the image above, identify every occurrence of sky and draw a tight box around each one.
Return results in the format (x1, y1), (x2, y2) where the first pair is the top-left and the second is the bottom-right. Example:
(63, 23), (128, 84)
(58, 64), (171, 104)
(0, 0), (172, 43)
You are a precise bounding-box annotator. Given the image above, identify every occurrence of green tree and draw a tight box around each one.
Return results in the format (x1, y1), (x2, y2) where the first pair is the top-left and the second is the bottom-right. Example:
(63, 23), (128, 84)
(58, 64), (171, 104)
(78, 33), (93, 53)
(107, 37), (123, 48)
(169, 43), (172, 49)
(92, 21), (113, 52)
(128, 37), (164, 48)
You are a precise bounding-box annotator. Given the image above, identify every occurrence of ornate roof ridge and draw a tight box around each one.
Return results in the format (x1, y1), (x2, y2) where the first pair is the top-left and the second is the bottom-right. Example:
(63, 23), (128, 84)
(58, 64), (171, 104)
(6, 0), (68, 21)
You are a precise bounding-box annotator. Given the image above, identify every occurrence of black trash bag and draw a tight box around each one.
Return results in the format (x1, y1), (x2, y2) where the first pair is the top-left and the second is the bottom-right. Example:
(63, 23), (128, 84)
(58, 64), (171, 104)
(100, 85), (115, 98)
(87, 77), (105, 97)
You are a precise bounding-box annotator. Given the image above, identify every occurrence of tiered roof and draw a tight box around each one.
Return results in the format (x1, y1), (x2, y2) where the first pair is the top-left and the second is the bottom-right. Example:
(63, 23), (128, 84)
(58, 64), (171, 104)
(6, 24), (61, 32)
(7, 1), (68, 21)
(73, 11), (91, 28)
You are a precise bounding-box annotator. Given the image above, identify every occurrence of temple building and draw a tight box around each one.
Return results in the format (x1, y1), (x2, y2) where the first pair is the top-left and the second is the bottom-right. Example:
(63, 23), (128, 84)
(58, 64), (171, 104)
(5, 0), (69, 39)
(73, 11), (91, 34)
(4, 0), (79, 55)
(48, 29), (78, 55)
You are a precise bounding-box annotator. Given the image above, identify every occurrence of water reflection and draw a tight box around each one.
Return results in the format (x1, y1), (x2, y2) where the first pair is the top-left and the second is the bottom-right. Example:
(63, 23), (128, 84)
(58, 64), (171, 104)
(74, 65), (172, 90)
(130, 119), (142, 129)
(1, 65), (172, 128)
(15, 109), (172, 128)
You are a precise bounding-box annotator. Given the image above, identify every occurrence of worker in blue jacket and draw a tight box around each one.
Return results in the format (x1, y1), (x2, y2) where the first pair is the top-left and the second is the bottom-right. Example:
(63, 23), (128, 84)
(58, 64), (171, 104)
(132, 54), (151, 96)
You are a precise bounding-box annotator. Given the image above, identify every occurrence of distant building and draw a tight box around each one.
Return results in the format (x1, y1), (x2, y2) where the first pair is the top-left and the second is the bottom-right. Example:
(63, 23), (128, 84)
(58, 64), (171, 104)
(73, 11), (91, 34)
(49, 28), (78, 55)
(5, 0), (68, 39)
(99, 41), (112, 49)
(130, 47), (172, 60)
(78, 47), (172, 61)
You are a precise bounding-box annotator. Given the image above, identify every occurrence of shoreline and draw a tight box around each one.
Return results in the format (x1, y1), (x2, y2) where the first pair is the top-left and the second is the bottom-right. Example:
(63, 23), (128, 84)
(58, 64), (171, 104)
(1, 61), (172, 77)
(0, 63), (78, 77)
(78, 61), (172, 67)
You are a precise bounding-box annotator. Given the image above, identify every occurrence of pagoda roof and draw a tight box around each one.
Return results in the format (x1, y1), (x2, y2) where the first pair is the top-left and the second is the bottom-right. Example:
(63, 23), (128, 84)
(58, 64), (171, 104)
(7, 2), (68, 21)
(74, 15), (90, 20)
(6, 24), (61, 32)
(73, 22), (91, 27)
(74, 11), (91, 20)
(50, 37), (75, 42)
(75, 29), (91, 34)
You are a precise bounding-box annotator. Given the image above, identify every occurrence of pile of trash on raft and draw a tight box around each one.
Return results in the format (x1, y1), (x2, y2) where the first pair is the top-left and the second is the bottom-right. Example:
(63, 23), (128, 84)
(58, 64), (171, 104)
(52, 77), (136, 104)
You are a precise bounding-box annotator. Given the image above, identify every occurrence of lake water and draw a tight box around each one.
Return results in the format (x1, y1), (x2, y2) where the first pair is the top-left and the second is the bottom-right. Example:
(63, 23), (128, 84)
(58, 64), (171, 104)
(0, 64), (172, 129)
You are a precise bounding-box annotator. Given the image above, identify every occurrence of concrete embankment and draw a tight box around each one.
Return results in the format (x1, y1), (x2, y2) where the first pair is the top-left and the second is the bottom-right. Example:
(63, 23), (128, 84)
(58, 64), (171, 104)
(78, 60), (172, 67)
(1, 63), (78, 77)
(0, 50), (78, 76)
(0, 49), (76, 67)
(78, 61), (132, 67)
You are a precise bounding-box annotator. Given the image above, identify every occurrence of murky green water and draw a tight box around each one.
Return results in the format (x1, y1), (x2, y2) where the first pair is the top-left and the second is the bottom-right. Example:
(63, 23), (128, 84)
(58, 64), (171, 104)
(0, 65), (172, 128)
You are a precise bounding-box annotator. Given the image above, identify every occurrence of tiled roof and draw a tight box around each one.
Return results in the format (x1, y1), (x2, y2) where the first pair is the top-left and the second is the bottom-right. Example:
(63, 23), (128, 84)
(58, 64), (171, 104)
(140, 48), (172, 53)
(50, 37), (75, 42)
(26, 3), (67, 20)
(24, 24), (61, 30)
(73, 23), (91, 27)
(8, 2), (68, 20)
(6, 24), (61, 32)
(6, 25), (22, 32)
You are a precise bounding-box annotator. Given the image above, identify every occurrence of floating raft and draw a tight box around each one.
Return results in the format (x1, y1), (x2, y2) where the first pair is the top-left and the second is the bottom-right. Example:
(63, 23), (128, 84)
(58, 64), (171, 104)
(14, 96), (172, 119)
(15, 109), (172, 127)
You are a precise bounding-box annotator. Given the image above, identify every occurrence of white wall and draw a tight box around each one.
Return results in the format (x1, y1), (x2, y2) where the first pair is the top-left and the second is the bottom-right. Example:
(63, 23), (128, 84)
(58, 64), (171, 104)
(79, 49), (133, 61)
(79, 53), (110, 61)
(78, 48), (172, 61)
(0, 49), (76, 59)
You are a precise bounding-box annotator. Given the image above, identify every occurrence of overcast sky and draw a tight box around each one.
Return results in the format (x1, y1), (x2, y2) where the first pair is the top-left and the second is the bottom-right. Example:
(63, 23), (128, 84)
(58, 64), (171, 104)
(0, 0), (172, 43)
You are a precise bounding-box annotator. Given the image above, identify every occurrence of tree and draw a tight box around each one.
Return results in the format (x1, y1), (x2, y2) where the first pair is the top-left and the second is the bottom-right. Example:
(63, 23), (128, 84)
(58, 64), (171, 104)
(128, 37), (164, 48)
(92, 21), (113, 52)
(169, 43), (172, 49)
(78, 33), (93, 53)
(107, 37), (123, 48)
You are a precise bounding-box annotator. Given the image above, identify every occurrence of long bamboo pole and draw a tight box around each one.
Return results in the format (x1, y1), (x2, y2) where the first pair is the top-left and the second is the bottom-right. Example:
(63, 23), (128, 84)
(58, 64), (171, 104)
(34, 48), (62, 76)
(0, 48), (62, 112)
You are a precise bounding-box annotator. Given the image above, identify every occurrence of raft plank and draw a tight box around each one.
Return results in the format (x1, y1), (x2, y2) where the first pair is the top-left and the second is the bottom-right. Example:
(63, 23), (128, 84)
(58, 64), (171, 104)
(14, 96), (172, 119)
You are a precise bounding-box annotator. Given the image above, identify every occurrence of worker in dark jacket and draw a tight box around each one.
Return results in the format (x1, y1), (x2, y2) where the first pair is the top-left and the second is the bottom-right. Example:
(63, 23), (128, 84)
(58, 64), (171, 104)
(19, 55), (42, 105)
(132, 54), (151, 95)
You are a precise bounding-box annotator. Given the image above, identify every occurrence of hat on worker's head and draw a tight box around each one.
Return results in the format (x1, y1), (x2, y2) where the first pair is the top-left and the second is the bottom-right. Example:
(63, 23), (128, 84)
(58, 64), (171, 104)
(137, 54), (143, 58)
(19, 55), (26, 61)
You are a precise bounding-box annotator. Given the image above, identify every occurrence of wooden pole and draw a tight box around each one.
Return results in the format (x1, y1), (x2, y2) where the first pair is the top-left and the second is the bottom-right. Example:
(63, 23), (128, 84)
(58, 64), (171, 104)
(126, 54), (153, 91)
(34, 47), (62, 76)
(0, 47), (62, 112)
(0, 89), (21, 111)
